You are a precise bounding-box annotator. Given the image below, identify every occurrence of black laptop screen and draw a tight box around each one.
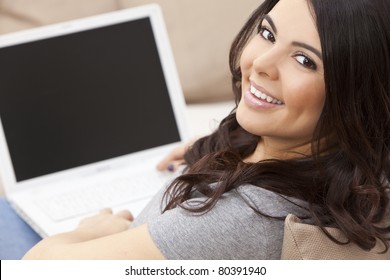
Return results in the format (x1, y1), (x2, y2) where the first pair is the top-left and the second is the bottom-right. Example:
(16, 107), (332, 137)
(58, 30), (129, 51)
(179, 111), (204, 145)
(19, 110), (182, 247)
(0, 17), (181, 182)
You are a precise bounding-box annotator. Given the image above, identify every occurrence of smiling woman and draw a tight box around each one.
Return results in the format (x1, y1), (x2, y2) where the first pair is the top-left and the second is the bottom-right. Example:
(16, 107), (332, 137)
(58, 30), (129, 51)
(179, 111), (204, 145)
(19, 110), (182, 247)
(237, 0), (325, 158)
(162, 0), (390, 256)
(10, 0), (390, 259)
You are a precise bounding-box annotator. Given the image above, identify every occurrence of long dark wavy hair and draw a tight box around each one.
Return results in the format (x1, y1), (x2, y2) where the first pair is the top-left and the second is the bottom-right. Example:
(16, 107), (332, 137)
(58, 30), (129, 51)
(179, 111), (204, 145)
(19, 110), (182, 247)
(163, 0), (390, 252)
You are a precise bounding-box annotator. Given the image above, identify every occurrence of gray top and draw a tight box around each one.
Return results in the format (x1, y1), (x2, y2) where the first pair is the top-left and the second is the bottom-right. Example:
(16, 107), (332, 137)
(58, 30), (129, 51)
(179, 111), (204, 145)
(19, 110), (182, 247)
(131, 180), (309, 259)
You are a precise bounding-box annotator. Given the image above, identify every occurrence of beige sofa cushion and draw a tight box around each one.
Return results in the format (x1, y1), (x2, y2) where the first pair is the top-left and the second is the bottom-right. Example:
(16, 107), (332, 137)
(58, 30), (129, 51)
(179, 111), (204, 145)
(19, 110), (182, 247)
(281, 214), (390, 260)
(0, 0), (119, 33)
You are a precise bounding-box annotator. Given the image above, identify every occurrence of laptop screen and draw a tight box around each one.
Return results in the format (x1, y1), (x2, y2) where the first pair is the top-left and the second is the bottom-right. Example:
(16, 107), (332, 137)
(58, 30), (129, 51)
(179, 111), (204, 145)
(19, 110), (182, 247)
(0, 17), (181, 182)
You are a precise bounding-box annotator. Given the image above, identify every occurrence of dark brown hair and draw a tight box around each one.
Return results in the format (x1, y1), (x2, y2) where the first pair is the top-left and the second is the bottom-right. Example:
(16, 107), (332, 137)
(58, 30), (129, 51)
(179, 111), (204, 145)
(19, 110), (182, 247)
(163, 0), (390, 252)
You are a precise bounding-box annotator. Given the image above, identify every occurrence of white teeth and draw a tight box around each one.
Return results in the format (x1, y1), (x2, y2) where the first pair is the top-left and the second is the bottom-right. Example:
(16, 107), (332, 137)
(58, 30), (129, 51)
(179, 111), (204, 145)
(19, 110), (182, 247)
(250, 85), (283, 105)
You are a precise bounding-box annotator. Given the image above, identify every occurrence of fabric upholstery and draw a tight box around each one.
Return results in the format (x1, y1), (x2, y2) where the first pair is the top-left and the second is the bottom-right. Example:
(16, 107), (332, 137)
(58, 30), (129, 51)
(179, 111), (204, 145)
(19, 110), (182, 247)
(281, 214), (390, 260)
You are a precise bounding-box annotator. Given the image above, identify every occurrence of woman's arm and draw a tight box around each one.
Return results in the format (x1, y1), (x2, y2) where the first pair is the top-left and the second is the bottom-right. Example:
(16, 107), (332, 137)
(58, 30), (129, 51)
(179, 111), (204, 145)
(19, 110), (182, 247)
(22, 209), (165, 260)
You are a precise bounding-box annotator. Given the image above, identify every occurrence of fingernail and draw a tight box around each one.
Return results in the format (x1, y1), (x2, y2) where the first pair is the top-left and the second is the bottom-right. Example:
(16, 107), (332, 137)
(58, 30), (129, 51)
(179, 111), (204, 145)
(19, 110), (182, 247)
(167, 163), (175, 172)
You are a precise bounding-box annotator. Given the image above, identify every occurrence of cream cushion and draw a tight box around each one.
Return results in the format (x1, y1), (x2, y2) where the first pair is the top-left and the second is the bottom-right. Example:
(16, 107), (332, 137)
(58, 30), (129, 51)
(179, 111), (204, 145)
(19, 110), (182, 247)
(0, 0), (119, 33)
(281, 214), (390, 260)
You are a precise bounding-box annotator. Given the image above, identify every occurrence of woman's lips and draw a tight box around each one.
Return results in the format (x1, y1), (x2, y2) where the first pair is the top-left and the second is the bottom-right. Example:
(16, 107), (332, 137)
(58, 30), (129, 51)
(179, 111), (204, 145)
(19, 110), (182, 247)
(249, 81), (284, 105)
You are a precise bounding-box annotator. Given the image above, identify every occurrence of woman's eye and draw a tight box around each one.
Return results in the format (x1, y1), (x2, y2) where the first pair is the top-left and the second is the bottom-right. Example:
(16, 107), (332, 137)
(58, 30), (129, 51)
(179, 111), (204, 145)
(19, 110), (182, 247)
(259, 27), (275, 43)
(294, 54), (317, 70)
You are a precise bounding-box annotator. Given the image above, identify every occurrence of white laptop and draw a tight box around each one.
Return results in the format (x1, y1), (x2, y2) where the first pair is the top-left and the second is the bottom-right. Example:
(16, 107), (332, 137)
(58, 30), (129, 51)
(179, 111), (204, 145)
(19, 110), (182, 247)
(0, 4), (192, 237)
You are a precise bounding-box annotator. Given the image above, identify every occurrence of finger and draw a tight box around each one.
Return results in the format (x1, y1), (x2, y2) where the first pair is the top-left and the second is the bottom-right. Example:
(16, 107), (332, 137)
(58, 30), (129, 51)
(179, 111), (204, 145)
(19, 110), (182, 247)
(156, 157), (172, 171)
(115, 210), (134, 221)
(156, 144), (187, 171)
(157, 159), (185, 172)
(156, 152), (182, 171)
(168, 160), (185, 172)
(99, 208), (113, 214)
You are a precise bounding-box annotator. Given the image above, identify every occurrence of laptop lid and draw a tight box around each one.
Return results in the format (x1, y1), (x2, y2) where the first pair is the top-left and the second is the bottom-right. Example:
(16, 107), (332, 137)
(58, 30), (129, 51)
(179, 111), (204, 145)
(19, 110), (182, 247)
(0, 4), (191, 194)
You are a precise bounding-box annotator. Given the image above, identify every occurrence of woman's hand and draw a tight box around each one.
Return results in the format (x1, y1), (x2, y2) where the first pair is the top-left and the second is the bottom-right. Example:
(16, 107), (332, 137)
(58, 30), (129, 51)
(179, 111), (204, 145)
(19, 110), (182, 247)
(156, 137), (198, 172)
(75, 208), (133, 239)
(22, 208), (165, 259)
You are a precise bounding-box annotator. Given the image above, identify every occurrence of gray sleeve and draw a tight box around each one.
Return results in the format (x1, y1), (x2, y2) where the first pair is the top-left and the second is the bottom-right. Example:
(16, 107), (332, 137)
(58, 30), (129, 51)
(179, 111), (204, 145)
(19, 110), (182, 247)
(146, 187), (292, 259)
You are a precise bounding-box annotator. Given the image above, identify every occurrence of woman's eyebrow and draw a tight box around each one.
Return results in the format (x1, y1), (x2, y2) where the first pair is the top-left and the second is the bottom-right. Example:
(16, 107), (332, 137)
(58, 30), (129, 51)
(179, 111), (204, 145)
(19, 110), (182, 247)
(263, 15), (278, 34)
(263, 14), (322, 61)
(292, 42), (323, 60)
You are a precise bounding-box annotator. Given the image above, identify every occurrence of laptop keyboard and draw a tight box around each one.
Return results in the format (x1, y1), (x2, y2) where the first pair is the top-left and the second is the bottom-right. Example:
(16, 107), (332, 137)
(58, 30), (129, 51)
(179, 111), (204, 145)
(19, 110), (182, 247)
(34, 172), (170, 222)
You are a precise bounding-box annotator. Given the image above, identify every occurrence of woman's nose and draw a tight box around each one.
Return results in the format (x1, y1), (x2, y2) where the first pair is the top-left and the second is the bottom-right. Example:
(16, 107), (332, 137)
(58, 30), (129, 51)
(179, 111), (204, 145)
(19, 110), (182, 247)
(252, 48), (280, 80)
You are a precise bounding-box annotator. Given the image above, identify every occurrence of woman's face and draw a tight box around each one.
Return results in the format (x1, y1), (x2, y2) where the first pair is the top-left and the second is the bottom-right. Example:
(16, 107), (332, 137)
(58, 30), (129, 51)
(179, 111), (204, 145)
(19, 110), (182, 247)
(237, 0), (325, 150)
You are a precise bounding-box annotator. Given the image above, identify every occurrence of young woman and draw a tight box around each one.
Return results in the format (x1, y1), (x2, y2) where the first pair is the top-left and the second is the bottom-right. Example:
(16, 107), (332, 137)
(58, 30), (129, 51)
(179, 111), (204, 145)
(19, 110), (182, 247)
(2, 0), (389, 259)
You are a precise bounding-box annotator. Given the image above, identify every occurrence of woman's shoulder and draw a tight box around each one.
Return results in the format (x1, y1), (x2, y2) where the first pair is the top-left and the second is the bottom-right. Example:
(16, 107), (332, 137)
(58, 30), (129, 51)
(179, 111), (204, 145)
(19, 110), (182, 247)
(145, 184), (302, 259)
(235, 184), (310, 218)
(134, 182), (311, 259)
